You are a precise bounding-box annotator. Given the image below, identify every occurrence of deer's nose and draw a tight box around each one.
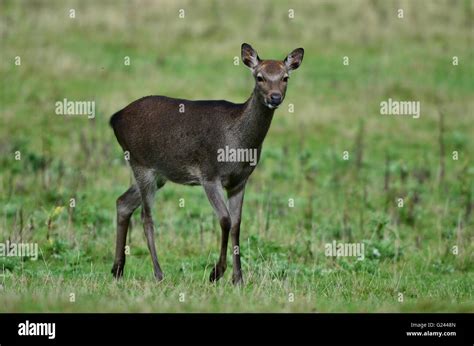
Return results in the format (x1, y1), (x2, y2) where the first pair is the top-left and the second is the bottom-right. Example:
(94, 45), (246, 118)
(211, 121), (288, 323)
(270, 93), (282, 104)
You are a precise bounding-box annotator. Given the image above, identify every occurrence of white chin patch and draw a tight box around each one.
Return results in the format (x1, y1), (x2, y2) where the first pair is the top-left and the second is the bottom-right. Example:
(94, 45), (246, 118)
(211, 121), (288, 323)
(266, 104), (277, 109)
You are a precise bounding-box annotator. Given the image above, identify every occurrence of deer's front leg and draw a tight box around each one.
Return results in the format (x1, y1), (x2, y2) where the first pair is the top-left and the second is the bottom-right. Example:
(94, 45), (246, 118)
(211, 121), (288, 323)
(228, 184), (245, 285)
(202, 180), (231, 282)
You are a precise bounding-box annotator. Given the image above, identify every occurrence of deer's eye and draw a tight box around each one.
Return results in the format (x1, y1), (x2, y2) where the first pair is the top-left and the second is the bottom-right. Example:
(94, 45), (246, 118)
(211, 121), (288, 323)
(256, 75), (265, 82)
(282, 76), (289, 82)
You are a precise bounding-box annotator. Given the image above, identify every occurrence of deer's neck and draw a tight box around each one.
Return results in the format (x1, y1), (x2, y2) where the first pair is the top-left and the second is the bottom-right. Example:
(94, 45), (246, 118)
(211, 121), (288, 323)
(235, 89), (275, 149)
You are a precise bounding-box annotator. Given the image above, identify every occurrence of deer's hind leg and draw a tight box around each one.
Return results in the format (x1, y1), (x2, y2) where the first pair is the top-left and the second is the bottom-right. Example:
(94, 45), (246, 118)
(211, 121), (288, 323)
(132, 165), (166, 281)
(112, 184), (141, 278)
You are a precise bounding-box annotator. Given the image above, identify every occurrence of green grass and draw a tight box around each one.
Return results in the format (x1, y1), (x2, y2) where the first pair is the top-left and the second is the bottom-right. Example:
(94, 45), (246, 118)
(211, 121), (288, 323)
(0, 0), (473, 312)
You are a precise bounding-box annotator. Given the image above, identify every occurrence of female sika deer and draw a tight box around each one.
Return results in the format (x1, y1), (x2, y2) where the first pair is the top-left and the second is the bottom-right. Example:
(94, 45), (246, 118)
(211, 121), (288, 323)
(110, 43), (304, 284)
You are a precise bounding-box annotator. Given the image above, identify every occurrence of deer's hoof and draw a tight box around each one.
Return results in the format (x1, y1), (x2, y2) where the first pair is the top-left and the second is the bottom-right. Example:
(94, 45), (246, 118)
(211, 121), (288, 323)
(154, 272), (164, 282)
(232, 273), (243, 286)
(111, 263), (125, 279)
(209, 264), (226, 282)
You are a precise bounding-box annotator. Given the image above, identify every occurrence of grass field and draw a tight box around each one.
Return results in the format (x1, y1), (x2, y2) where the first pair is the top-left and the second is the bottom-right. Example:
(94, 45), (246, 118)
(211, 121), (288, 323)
(0, 0), (473, 312)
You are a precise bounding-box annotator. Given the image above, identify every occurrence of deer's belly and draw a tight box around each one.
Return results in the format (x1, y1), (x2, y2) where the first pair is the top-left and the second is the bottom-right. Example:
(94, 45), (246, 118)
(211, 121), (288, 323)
(142, 142), (261, 188)
(158, 161), (257, 189)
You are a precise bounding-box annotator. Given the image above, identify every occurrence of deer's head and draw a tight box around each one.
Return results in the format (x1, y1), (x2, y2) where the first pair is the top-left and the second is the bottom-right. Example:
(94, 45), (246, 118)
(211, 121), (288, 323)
(241, 43), (304, 109)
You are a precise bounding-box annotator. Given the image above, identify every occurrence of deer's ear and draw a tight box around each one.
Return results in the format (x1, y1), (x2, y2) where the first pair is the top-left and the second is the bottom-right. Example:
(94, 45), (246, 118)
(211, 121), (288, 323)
(284, 48), (304, 71)
(241, 43), (261, 69)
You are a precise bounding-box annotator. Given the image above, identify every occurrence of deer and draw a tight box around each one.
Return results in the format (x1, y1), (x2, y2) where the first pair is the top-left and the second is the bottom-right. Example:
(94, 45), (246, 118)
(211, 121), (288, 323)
(110, 43), (304, 285)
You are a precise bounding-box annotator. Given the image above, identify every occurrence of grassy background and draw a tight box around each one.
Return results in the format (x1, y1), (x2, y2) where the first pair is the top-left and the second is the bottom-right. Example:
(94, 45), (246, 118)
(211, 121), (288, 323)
(0, 0), (473, 312)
